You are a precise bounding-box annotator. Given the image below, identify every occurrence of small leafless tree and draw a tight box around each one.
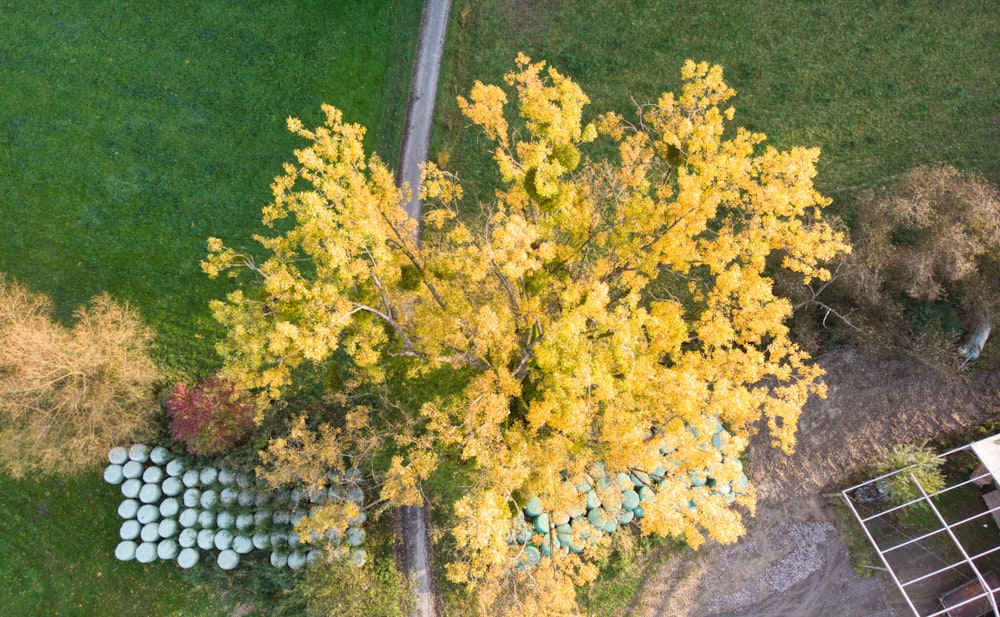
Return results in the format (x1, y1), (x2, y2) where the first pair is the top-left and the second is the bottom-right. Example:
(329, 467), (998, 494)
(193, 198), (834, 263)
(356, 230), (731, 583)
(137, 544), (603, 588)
(0, 277), (161, 478)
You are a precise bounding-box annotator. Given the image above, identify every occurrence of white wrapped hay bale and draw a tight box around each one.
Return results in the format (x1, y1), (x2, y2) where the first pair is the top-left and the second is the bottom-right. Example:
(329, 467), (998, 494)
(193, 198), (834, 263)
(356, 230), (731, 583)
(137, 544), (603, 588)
(213, 529), (233, 551)
(157, 539), (178, 560)
(150, 446), (171, 466)
(178, 508), (199, 529)
(159, 498), (179, 519)
(199, 466), (218, 486)
(117, 498), (140, 520)
(104, 464), (124, 485)
(178, 528), (198, 549)
(166, 458), (185, 477)
(122, 460), (144, 480)
(128, 444), (149, 463)
(119, 520), (141, 541)
(287, 551), (305, 570)
(270, 551), (288, 568)
(108, 446), (129, 465)
(217, 549), (239, 571)
(232, 535), (253, 555)
(138, 483), (162, 504)
(198, 510), (216, 529)
(158, 518), (178, 539)
(177, 547), (199, 569)
(135, 541), (157, 563)
(161, 477), (183, 497)
(182, 469), (200, 488)
(136, 504), (160, 525)
(115, 540), (137, 561)
(140, 522), (160, 543)
(183, 488), (201, 509)
(197, 529), (215, 550)
(121, 478), (142, 499)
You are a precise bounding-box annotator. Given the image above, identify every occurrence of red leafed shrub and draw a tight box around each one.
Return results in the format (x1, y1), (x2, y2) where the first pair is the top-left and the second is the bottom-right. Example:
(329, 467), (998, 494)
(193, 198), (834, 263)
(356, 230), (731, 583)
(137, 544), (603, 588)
(166, 375), (255, 456)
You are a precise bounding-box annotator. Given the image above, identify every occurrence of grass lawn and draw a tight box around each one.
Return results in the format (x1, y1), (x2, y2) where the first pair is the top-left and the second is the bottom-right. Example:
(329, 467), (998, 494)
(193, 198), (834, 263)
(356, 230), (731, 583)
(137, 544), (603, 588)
(434, 0), (1000, 218)
(0, 1), (422, 614)
(0, 0), (422, 376)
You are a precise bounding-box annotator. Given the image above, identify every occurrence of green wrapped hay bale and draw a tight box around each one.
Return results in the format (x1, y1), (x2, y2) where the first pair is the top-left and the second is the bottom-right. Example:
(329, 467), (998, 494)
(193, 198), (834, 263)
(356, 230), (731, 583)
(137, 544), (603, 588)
(634, 506), (644, 519)
(615, 472), (634, 491)
(349, 548), (368, 568)
(630, 470), (650, 487)
(523, 496), (543, 518)
(346, 527), (366, 547)
(200, 489), (218, 510)
(533, 513), (550, 534)
(552, 510), (570, 526)
(587, 507), (617, 534)
(522, 544), (541, 568)
(736, 474), (749, 491)
(199, 466), (218, 486)
(557, 530), (573, 548)
(220, 487), (238, 506)
(121, 478), (142, 499)
(178, 508), (198, 528)
(618, 509), (634, 525)
(138, 524), (163, 546)
(585, 489), (601, 510)
(622, 490), (640, 510)
(638, 486), (655, 503)
(715, 483), (731, 495)
(712, 432), (723, 449)
(218, 469), (235, 486)
(162, 476), (183, 497)
(253, 533), (271, 550)
(139, 483), (162, 504)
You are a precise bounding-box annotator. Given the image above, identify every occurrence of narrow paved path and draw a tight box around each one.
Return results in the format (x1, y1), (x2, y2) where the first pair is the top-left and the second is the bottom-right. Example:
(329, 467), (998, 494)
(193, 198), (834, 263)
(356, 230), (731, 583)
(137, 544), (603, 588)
(393, 1), (453, 616)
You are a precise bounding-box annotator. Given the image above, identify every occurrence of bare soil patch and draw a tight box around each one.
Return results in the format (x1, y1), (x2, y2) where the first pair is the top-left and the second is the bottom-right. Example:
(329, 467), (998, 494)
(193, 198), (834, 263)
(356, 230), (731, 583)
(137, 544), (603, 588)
(629, 346), (1000, 617)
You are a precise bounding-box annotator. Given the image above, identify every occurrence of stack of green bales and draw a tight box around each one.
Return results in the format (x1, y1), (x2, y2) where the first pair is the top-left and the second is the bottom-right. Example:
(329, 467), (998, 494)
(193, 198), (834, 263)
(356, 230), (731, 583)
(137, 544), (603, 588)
(104, 445), (368, 571)
(512, 422), (749, 568)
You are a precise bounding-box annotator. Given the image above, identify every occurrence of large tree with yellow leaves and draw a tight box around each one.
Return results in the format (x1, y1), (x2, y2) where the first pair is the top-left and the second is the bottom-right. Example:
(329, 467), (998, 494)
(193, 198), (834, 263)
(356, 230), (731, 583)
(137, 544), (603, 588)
(205, 56), (848, 616)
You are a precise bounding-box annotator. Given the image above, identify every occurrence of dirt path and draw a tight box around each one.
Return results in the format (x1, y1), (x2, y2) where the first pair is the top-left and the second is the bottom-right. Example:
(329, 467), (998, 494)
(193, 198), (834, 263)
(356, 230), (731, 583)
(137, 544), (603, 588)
(629, 346), (1000, 617)
(394, 1), (452, 616)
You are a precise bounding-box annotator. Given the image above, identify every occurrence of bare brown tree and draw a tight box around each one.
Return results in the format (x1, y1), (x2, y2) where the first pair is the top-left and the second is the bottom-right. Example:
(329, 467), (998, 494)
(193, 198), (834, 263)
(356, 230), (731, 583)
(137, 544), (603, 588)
(0, 277), (161, 478)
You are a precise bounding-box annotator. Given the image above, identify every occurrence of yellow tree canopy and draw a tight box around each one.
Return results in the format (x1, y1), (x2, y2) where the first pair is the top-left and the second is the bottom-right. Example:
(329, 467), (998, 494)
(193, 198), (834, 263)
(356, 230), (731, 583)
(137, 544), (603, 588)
(205, 55), (848, 616)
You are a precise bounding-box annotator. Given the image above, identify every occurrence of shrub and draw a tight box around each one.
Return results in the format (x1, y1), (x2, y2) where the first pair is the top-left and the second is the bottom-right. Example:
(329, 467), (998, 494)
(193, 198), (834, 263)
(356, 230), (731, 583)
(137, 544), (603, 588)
(294, 557), (413, 617)
(0, 277), (160, 478)
(849, 166), (1000, 338)
(166, 375), (255, 456)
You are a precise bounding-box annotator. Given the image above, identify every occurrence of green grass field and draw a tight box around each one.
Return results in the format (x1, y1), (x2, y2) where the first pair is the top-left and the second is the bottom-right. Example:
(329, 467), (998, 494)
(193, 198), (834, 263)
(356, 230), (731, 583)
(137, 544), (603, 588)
(435, 0), (1000, 217)
(0, 1), (421, 614)
(0, 0), (421, 376)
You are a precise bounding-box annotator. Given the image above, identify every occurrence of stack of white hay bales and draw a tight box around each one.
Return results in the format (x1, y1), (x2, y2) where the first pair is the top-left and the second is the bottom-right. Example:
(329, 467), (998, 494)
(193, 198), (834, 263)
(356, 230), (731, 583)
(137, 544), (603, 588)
(104, 444), (367, 570)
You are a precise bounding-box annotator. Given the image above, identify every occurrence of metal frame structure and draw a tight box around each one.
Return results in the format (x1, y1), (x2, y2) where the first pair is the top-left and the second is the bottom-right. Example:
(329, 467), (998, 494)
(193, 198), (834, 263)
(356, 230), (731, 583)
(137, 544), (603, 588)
(842, 436), (1000, 617)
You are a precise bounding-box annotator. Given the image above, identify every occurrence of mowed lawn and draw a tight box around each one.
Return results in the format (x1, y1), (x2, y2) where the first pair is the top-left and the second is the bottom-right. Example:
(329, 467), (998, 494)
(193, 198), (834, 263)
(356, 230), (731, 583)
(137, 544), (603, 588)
(435, 0), (1000, 218)
(0, 1), (421, 615)
(0, 0), (420, 375)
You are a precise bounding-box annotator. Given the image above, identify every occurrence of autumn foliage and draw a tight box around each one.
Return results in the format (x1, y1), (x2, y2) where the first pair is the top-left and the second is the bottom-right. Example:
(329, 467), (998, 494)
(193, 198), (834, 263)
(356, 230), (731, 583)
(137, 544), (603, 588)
(205, 56), (849, 615)
(166, 375), (255, 456)
(0, 278), (160, 478)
